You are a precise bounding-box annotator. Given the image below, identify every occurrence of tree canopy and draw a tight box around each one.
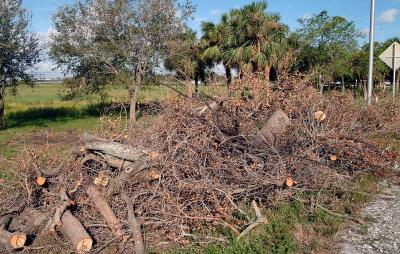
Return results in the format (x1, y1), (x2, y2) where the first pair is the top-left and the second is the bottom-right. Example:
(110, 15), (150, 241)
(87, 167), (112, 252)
(50, 0), (194, 122)
(0, 0), (40, 128)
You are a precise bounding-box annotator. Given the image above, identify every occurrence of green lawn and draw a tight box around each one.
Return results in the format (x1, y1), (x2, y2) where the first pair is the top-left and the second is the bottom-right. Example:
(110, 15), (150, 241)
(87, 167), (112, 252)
(0, 82), (226, 159)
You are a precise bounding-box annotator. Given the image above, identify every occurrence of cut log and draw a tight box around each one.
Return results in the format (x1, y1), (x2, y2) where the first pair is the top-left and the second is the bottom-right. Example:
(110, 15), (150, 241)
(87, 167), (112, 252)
(82, 133), (151, 162)
(106, 159), (149, 197)
(0, 231), (26, 250)
(36, 176), (46, 186)
(0, 217), (26, 250)
(60, 211), (93, 253)
(86, 186), (125, 238)
(253, 109), (290, 145)
(104, 155), (149, 171)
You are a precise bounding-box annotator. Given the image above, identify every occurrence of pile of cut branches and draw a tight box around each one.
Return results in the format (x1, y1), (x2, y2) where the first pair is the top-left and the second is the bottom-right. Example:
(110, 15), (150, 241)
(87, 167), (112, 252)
(0, 75), (398, 253)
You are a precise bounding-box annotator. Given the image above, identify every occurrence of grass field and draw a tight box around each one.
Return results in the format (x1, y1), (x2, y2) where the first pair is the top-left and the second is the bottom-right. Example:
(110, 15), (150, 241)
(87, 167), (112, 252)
(0, 83), (226, 159)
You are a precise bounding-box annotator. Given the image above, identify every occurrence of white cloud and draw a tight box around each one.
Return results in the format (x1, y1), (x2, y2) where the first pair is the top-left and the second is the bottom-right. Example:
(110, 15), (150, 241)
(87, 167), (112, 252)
(378, 9), (399, 23)
(209, 9), (222, 16)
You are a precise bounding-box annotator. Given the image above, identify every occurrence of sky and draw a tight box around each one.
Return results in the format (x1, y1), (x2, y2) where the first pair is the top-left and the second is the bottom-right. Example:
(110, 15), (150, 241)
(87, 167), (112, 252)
(22, 0), (400, 78)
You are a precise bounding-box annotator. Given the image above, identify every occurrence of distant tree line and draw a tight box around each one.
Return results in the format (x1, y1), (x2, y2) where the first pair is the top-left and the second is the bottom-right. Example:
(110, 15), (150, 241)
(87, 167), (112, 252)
(0, 0), (399, 127)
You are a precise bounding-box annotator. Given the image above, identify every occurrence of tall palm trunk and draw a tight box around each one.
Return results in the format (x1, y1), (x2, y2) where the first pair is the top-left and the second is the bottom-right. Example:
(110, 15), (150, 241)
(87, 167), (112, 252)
(224, 64), (232, 88)
(194, 75), (199, 94)
(264, 64), (271, 81)
(252, 62), (258, 74)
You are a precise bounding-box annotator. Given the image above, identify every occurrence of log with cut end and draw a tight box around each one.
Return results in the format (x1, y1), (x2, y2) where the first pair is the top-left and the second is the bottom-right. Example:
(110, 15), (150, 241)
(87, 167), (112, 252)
(60, 211), (93, 253)
(36, 176), (46, 186)
(253, 109), (290, 145)
(0, 231), (26, 250)
(0, 217), (26, 250)
(106, 159), (149, 197)
(82, 133), (151, 162)
(86, 186), (125, 238)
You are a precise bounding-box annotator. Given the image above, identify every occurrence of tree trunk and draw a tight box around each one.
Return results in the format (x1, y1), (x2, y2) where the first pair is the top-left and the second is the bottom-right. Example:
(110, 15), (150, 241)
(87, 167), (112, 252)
(252, 62), (258, 74)
(342, 76), (345, 91)
(129, 73), (142, 125)
(319, 74), (323, 94)
(187, 82), (194, 98)
(129, 86), (139, 124)
(224, 64), (232, 88)
(194, 75), (199, 94)
(0, 86), (5, 129)
(264, 65), (271, 82)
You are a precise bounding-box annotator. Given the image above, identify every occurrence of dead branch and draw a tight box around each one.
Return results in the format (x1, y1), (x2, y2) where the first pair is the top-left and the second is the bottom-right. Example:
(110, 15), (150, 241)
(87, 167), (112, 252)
(86, 186), (125, 238)
(122, 194), (144, 254)
(237, 201), (266, 240)
(49, 176), (75, 232)
(82, 133), (151, 162)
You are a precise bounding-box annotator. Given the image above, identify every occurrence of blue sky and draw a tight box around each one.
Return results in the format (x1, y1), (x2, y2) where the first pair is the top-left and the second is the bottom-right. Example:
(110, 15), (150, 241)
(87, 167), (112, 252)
(22, 0), (400, 76)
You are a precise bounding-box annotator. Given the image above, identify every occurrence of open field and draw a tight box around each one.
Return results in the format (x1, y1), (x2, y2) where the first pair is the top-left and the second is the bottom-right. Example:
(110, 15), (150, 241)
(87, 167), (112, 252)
(0, 83), (225, 159)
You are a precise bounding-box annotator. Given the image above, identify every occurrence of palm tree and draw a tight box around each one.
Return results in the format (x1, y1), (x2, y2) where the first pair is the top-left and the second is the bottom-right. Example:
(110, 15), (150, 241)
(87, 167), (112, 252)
(227, 1), (288, 80)
(164, 30), (206, 97)
(200, 17), (233, 87)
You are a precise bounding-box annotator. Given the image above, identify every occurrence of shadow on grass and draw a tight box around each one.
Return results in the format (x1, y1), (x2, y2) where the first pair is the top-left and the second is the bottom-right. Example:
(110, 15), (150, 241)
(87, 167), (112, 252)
(3, 101), (163, 129)
(4, 103), (109, 129)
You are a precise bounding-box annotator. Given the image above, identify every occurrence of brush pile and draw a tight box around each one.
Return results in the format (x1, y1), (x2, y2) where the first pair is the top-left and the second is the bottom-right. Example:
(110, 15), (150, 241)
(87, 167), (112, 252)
(0, 75), (398, 253)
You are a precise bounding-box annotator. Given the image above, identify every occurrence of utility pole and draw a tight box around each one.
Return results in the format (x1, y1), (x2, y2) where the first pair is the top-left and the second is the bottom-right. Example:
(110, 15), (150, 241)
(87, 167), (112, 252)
(394, 43), (397, 97)
(367, 0), (376, 105)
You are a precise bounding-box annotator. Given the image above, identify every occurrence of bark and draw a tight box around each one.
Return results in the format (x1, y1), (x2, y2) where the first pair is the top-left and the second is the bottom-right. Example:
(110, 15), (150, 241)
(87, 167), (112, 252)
(122, 195), (144, 254)
(342, 76), (345, 91)
(187, 82), (194, 98)
(86, 186), (125, 238)
(252, 62), (258, 74)
(253, 110), (290, 146)
(264, 65), (271, 81)
(60, 211), (93, 253)
(82, 133), (151, 162)
(0, 87), (5, 129)
(224, 64), (232, 88)
(129, 86), (139, 124)
(0, 217), (26, 250)
(319, 74), (323, 94)
(194, 75), (199, 94)
(104, 154), (149, 171)
(106, 158), (149, 197)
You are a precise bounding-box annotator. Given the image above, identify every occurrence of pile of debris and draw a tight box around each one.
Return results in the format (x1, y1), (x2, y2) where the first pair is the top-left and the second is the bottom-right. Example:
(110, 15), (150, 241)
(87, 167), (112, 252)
(0, 75), (398, 253)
